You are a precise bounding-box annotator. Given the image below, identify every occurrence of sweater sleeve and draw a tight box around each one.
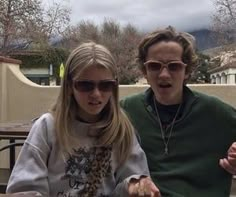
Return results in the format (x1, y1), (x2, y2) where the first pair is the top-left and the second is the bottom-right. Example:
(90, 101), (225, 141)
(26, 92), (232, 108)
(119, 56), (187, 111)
(6, 114), (53, 196)
(111, 134), (150, 196)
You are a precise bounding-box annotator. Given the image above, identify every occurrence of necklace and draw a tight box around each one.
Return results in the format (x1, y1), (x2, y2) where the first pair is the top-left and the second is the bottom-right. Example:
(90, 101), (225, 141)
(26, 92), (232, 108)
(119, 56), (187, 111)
(153, 96), (182, 155)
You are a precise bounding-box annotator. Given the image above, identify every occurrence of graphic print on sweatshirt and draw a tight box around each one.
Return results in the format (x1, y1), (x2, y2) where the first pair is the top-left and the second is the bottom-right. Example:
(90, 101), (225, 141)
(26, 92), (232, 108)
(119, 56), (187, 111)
(57, 146), (112, 197)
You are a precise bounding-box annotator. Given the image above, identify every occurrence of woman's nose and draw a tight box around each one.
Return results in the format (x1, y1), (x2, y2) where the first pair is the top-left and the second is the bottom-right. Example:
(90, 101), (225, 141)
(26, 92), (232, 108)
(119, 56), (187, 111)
(90, 87), (102, 97)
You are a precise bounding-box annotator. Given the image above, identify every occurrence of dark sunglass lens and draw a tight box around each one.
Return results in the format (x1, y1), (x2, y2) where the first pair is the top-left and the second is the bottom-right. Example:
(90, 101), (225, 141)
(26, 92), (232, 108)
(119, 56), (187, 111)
(75, 81), (94, 92)
(168, 63), (183, 71)
(98, 81), (116, 92)
(147, 62), (162, 71)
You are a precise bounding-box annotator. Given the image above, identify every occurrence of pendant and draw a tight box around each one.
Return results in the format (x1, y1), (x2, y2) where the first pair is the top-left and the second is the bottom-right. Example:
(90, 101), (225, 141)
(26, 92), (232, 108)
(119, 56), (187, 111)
(164, 146), (168, 155)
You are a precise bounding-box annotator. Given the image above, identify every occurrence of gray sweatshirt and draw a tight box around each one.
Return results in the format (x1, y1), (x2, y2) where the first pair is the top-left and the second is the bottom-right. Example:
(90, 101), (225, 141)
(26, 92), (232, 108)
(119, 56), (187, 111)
(7, 113), (150, 197)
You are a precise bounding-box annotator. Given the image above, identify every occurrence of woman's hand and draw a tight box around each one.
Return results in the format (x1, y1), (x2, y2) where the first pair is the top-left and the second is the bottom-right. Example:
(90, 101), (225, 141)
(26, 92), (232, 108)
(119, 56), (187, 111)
(128, 176), (161, 197)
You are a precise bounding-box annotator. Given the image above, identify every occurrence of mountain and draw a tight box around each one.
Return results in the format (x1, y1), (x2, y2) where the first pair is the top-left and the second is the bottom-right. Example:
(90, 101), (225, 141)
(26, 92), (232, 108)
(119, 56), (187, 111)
(188, 29), (220, 51)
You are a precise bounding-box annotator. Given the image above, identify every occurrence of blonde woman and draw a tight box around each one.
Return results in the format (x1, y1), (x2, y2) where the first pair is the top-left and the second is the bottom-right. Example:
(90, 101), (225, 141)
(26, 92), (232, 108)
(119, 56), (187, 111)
(7, 42), (159, 197)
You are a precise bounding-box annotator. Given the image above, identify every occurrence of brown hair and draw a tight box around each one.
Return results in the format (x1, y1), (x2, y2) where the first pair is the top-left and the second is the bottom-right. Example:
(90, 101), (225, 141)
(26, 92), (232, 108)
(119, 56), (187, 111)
(138, 26), (198, 78)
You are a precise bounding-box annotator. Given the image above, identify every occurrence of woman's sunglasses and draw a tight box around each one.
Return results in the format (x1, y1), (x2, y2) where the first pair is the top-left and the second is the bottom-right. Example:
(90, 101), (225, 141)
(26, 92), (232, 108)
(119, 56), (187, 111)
(144, 60), (187, 73)
(73, 79), (117, 92)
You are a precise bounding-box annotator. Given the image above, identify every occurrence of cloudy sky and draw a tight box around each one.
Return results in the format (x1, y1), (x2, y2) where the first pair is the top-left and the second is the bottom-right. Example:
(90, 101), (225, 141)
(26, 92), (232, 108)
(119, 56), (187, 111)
(46, 0), (216, 32)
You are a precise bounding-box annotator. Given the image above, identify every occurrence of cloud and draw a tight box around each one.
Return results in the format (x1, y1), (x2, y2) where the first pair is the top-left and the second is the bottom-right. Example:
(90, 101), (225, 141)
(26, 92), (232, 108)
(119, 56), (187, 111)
(52, 0), (216, 32)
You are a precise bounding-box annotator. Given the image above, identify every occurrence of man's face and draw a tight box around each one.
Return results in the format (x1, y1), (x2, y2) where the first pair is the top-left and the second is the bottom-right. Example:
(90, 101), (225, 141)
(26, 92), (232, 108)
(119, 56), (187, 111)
(144, 41), (189, 105)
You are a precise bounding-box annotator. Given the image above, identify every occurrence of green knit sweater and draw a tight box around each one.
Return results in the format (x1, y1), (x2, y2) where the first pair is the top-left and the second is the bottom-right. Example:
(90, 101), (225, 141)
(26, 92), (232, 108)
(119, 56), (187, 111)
(121, 86), (236, 197)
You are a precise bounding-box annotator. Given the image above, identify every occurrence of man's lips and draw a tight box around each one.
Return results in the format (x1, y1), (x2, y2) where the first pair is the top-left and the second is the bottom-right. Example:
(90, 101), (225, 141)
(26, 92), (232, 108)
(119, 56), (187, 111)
(88, 101), (102, 105)
(158, 83), (172, 88)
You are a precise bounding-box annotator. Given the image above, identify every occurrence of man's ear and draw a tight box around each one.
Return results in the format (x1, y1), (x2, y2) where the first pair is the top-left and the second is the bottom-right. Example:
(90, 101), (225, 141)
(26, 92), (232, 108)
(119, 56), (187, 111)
(143, 73), (148, 80)
(184, 72), (190, 80)
(141, 68), (150, 84)
(141, 66), (147, 76)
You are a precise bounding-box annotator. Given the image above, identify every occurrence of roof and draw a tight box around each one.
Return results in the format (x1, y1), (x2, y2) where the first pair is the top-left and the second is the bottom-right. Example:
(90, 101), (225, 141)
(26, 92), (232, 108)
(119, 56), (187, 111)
(208, 61), (236, 74)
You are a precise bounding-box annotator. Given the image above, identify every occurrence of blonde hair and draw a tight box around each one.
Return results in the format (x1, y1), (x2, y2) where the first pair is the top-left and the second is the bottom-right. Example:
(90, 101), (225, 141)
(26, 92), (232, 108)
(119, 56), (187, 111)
(51, 42), (134, 165)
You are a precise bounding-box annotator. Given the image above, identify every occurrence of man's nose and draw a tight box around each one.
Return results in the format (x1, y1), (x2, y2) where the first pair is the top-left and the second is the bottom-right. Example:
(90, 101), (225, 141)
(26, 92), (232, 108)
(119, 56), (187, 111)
(158, 67), (171, 78)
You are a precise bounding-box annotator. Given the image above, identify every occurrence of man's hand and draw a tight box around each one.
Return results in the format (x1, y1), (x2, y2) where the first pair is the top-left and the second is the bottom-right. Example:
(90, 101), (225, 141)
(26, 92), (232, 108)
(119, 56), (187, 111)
(220, 142), (236, 174)
(128, 176), (161, 197)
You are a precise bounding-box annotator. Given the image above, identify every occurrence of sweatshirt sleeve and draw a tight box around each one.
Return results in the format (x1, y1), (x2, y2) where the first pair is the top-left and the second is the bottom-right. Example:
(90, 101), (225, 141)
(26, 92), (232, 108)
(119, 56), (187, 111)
(111, 134), (150, 196)
(6, 114), (53, 196)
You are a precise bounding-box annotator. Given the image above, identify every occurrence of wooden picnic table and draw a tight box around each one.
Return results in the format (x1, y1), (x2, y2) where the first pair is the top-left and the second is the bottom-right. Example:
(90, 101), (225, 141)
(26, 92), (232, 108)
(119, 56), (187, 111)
(0, 122), (32, 170)
(0, 122), (31, 138)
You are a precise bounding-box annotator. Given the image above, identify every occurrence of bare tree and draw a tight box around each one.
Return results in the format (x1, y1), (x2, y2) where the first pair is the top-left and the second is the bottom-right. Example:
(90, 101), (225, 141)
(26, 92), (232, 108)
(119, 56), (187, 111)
(61, 20), (100, 49)
(100, 18), (121, 52)
(61, 19), (142, 84)
(0, 0), (41, 50)
(116, 24), (142, 84)
(100, 20), (142, 84)
(77, 20), (100, 43)
(36, 1), (70, 42)
(211, 0), (236, 46)
(0, 0), (71, 53)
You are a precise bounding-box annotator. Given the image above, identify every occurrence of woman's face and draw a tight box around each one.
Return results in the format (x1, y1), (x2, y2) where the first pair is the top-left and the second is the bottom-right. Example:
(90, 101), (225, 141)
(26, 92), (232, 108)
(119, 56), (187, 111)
(72, 65), (116, 123)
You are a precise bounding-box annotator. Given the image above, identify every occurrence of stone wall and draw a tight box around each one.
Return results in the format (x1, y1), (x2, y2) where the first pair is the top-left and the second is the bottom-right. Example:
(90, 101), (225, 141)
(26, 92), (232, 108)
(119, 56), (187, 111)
(1, 57), (236, 123)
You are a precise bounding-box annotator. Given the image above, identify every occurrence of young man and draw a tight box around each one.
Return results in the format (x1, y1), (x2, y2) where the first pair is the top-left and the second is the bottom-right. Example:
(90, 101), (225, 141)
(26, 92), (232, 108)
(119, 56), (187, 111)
(121, 26), (236, 197)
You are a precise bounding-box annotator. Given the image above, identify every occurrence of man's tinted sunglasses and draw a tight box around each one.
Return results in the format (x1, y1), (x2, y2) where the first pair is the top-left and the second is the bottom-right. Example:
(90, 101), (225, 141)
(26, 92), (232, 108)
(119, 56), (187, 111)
(144, 60), (187, 73)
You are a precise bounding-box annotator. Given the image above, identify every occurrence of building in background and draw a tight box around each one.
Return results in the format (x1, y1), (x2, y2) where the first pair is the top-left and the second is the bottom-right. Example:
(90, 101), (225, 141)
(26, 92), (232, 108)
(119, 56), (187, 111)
(208, 50), (236, 84)
(20, 67), (50, 85)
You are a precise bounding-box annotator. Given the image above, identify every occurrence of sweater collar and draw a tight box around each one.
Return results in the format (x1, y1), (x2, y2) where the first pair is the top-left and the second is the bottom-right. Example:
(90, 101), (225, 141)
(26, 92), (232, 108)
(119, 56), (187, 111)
(72, 119), (101, 137)
(144, 85), (199, 118)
